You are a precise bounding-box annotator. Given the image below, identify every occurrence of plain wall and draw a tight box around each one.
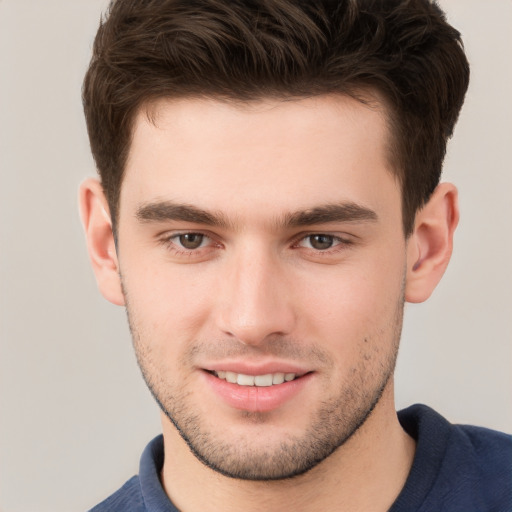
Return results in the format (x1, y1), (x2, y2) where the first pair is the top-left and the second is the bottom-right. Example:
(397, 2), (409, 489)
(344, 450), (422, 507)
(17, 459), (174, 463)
(0, 1), (510, 510)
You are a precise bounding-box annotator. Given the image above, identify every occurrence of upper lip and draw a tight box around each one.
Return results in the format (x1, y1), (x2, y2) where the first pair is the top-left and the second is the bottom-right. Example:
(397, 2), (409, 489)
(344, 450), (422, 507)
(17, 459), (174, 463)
(202, 361), (311, 376)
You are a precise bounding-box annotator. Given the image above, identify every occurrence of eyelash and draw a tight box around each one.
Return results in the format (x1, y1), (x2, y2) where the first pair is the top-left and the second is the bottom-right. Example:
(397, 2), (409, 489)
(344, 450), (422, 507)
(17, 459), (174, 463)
(158, 231), (354, 258)
(295, 233), (352, 252)
(159, 232), (218, 256)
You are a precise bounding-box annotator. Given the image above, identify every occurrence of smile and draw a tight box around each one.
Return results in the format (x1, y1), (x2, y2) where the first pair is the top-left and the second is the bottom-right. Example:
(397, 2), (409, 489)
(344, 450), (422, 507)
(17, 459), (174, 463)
(203, 369), (313, 412)
(212, 371), (298, 387)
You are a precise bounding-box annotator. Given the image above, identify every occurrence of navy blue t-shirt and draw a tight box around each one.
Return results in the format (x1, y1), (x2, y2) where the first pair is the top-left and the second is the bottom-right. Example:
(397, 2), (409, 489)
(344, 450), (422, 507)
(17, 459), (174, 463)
(89, 404), (512, 511)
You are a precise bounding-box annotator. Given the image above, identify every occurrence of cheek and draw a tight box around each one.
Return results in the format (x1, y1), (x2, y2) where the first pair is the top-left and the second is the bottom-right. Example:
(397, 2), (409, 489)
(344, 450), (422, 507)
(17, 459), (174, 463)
(300, 255), (405, 353)
(121, 259), (215, 352)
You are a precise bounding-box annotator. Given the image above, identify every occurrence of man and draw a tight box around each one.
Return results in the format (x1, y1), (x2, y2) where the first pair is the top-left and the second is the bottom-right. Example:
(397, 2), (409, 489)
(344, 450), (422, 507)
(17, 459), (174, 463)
(79, 0), (511, 510)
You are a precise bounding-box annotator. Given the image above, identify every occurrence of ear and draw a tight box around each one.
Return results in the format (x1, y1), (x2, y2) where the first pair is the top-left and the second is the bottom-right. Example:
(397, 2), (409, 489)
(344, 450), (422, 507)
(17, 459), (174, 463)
(79, 178), (125, 306)
(405, 183), (459, 303)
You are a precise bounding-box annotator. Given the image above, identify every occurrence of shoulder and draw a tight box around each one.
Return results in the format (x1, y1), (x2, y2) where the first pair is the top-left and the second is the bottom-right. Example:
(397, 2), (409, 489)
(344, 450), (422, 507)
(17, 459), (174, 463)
(87, 435), (176, 512)
(395, 404), (512, 512)
(88, 475), (145, 512)
(453, 423), (512, 505)
(457, 422), (512, 455)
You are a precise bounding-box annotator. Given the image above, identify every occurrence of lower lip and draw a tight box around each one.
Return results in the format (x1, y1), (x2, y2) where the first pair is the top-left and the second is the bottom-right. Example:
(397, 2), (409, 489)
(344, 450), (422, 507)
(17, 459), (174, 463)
(203, 371), (313, 413)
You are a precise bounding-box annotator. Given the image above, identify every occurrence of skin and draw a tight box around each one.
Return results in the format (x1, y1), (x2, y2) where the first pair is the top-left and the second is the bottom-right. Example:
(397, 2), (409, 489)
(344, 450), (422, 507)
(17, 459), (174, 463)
(80, 94), (458, 511)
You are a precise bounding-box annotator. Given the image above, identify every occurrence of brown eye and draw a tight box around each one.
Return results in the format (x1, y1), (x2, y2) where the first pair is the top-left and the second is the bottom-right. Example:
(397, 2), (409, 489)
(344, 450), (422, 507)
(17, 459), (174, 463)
(308, 234), (335, 250)
(178, 233), (205, 249)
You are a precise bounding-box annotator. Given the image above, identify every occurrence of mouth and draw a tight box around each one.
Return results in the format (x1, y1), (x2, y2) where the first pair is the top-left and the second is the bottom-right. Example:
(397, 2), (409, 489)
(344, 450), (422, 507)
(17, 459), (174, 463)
(203, 368), (313, 412)
(207, 370), (303, 387)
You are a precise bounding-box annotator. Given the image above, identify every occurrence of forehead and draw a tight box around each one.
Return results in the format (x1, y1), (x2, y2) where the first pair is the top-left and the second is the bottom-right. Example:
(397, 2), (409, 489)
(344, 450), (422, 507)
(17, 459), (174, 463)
(121, 94), (399, 222)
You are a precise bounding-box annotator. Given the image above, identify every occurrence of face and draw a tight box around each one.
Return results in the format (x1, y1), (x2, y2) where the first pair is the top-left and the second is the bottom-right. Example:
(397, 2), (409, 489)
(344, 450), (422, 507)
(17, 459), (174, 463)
(117, 95), (407, 480)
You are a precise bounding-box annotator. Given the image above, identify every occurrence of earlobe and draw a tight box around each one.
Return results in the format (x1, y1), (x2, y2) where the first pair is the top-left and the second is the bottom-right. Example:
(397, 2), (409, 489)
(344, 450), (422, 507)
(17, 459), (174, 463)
(79, 178), (125, 306)
(405, 183), (459, 303)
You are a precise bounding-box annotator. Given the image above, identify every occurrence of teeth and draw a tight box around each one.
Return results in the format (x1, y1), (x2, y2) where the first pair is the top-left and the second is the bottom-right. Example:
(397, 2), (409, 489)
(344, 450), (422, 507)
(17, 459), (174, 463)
(214, 371), (297, 386)
(237, 374), (255, 386)
(226, 371), (237, 384)
(254, 374), (273, 387)
(272, 373), (285, 384)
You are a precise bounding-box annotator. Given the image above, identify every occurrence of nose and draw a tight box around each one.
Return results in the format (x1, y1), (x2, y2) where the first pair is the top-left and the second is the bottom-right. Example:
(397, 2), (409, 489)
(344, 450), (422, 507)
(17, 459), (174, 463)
(215, 245), (296, 346)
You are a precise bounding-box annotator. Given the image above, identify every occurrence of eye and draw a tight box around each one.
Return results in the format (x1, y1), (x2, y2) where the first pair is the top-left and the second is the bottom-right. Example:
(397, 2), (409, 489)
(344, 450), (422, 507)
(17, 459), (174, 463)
(299, 234), (340, 250)
(158, 231), (221, 261)
(172, 233), (209, 250)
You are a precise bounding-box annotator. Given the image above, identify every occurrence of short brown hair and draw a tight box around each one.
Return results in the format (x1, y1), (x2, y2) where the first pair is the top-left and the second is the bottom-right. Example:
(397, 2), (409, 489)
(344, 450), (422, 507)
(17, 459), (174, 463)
(83, 0), (469, 235)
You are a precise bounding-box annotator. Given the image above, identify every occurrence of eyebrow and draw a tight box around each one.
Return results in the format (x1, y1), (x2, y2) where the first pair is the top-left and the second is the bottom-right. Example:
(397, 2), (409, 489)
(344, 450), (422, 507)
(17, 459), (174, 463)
(135, 200), (378, 229)
(282, 203), (378, 227)
(136, 202), (232, 228)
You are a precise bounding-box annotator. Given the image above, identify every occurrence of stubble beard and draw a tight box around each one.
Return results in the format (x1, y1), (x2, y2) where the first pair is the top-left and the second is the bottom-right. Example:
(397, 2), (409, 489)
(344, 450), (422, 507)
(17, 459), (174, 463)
(126, 296), (404, 481)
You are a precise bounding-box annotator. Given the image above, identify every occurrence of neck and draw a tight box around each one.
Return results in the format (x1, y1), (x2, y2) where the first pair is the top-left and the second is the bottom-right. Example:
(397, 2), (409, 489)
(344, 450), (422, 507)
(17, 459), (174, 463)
(160, 383), (415, 512)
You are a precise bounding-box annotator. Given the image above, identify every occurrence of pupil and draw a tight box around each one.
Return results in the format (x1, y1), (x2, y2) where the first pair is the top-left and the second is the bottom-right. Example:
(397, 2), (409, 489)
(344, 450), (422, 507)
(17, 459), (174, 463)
(179, 234), (203, 249)
(311, 235), (333, 250)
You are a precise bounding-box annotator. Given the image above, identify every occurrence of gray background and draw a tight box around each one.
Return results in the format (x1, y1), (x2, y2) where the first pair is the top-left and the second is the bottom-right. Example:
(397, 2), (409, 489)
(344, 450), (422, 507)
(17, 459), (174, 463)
(1, 1), (511, 510)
